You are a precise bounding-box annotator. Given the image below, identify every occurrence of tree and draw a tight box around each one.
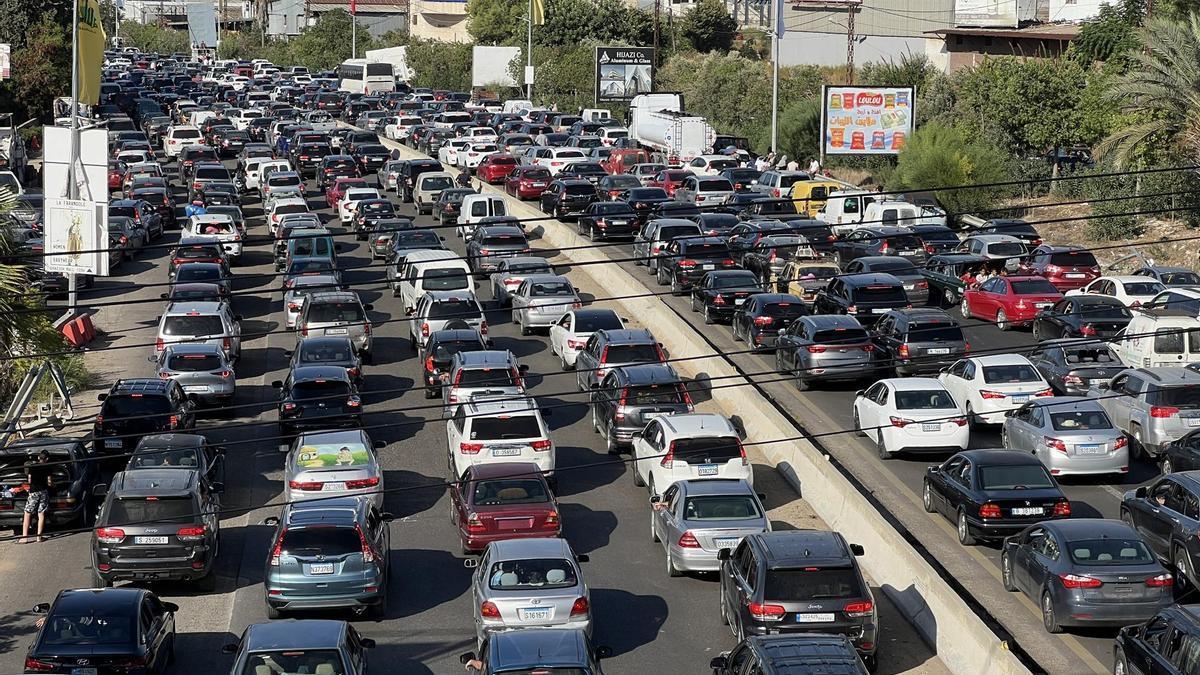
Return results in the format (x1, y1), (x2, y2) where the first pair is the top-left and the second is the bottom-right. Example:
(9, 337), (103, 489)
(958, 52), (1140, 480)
(679, 0), (738, 53)
(287, 10), (378, 71)
(777, 99), (822, 165)
(7, 20), (70, 122)
(0, 0), (71, 52)
(1073, 0), (1143, 67)
(119, 21), (189, 55)
(535, 0), (652, 47)
(888, 122), (1009, 217)
(467, 0), (525, 44)
(406, 39), (475, 91)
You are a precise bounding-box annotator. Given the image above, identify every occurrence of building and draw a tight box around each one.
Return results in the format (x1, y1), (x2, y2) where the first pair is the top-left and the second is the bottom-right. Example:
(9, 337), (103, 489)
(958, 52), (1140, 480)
(124, 0), (251, 25)
(259, 0), (409, 39)
(925, 23), (1080, 72)
(408, 0), (468, 42)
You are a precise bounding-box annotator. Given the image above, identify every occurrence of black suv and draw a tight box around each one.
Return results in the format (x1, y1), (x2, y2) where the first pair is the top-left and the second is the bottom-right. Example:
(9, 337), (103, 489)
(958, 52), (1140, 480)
(92, 468), (222, 589)
(273, 365), (363, 435)
(592, 363), (692, 454)
(540, 179), (598, 219)
(0, 438), (98, 528)
(420, 328), (489, 399)
(94, 379), (196, 456)
(398, 158), (443, 203)
(870, 308), (967, 376)
(718, 530), (877, 670)
(711, 634), (869, 674)
(1115, 605), (1200, 675)
(813, 273), (910, 325)
(657, 236), (739, 295)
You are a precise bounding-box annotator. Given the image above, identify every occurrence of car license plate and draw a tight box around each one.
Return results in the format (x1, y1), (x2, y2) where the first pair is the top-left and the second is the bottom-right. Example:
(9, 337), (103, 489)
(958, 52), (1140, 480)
(703, 264), (715, 270)
(184, 385), (210, 393)
(735, 298), (746, 305)
(928, 348), (949, 355)
(322, 482), (346, 492)
(72, 669), (98, 675)
(1077, 444), (1105, 455)
(1036, 302), (1053, 309)
(105, 439), (123, 449)
(1011, 395), (1029, 403)
(872, 308), (889, 314)
(309, 563), (335, 575)
(1011, 507), (1043, 516)
(1065, 273), (1085, 278)
(326, 328), (348, 335)
(921, 423), (941, 432)
(643, 412), (666, 420)
(697, 464), (719, 476)
(904, 284), (915, 291)
(796, 613), (835, 623)
(714, 537), (740, 549)
(1189, 418), (1200, 427)
(492, 447), (522, 457)
(519, 607), (552, 621)
(135, 536), (169, 544)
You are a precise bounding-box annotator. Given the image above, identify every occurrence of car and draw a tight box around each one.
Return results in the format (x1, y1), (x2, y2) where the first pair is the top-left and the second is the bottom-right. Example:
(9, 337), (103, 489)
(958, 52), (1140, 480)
(317, 154), (361, 190)
(631, 412), (749, 496)
(273, 366), (364, 435)
(222, 619), (376, 675)
(1131, 265), (1200, 287)
(337, 187), (380, 224)
(596, 173), (640, 199)
(548, 308), (625, 370)
(729, 293), (807, 351)
(366, 217), (412, 258)
(296, 291), (373, 359)
(466, 225), (530, 277)
(450, 462), (561, 554)
(447, 398), (554, 484)
(92, 468), (221, 587)
(1030, 295), (1132, 340)
(325, 176), (369, 209)
(674, 175), (735, 205)
(593, 364), (693, 454)
(282, 428), (383, 507)
(647, 169), (694, 198)
(414, 171), (457, 214)
(150, 342), (236, 407)
(1114, 605), (1200, 675)
(1001, 397), (1129, 476)
(350, 198), (397, 240)
(689, 270), (764, 325)
(262, 496), (393, 618)
(960, 275), (1065, 330)
(938, 355), (1052, 426)
(93, 379), (196, 456)
(843, 255), (930, 306)
(284, 255), (342, 289)
(287, 335), (364, 387)
(442, 350), (529, 416)
(540, 178), (598, 219)
(1022, 244), (1101, 291)
(710, 634), (868, 675)
(511, 274), (582, 335)
(813, 273), (910, 324)
(1142, 287), (1200, 316)
(488, 256), (554, 307)
(465, 538), (592, 648)
(459, 629), (611, 675)
(717, 530), (876, 668)
(634, 218), (702, 273)
(128, 433), (226, 489)
(434, 186), (477, 225)
(504, 164), (553, 200)
(832, 226), (927, 268)
(282, 273), (340, 329)
(574, 328), (664, 391)
(1000, 519), (1173, 633)
(1089, 367), (1200, 460)
(738, 235), (812, 288)
(622, 186), (672, 224)
(773, 315), (876, 391)
(651, 478), (768, 576)
(774, 258), (840, 305)
(1065, 275), (1165, 308)
(575, 200), (638, 241)
(409, 290), (488, 350)
(657, 236), (739, 295)
(1124, 472), (1200, 586)
(420, 328), (489, 399)
(852, 378), (969, 459)
(155, 300), (242, 362)
(922, 449), (1071, 546)
(1029, 339), (1124, 396)
(868, 307), (967, 376)
(0, 438), (97, 528)
(25, 589), (178, 674)
(107, 216), (145, 259)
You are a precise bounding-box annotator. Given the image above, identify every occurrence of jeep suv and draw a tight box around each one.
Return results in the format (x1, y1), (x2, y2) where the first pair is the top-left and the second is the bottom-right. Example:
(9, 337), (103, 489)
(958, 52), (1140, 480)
(592, 364), (692, 454)
(711, 634), (869, 674)
(1115, 605), (1200, 675)
(1090, 367), (1200, 459)
(574, 329), (665, 391)
(92, 468), (221, 589)
(94, 379), (196, 456)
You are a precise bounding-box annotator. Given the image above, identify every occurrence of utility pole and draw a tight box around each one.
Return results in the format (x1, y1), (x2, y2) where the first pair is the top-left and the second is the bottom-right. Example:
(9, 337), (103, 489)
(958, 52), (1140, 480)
(526, 0), (533, 99)
(770, 0), (781, 153)
(67, 0), (81, 312)
(653, 0), (661, 64)
(845, 0), (861, 84)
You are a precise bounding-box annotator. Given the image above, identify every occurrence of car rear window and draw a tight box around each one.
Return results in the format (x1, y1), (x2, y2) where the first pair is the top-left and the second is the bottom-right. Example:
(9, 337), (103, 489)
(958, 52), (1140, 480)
(422, 267), (470, 291)
(1150, 386), (1200, 409)
(473, 478), (549, 505)
(103, 395), (173, 417)
(397, 231), (441, 247)
(281, 527), (360, 557)
(292, 380), (350, 400)
(488, 558), (577, 590)
(981, 364), (1042, 383)
(894, 390), (956, 410)
(602, 343), (661, 364)
(671, 437), (741, 464)
(420, 175), (454, 190)
(167, 353), (223, 371)
(1048, 251), (1098, 267)
(529, 281), (574, 297)
(760, 302), (806, 319)
(812, 328), (870, 344)
(1049, 409), (1112, 431)
(988, 242), (1026, 257)
(298, 341), (353, 363)
(697, 178), (733, 191)
(1123, 282), (1162, 296)
(177, 246), (221, 259)
(661, 225), (701, 240)
(308, 302), (364, 323)
(163, 315), (223, 336)
(764, 567), (861, 602)
(1067, 538), (1155, 565)
(481, 232), (526, 246)
(1062, 347), (1119, 364)
(107, 496), (196, 525)
(1010, 279), (1059, 295)
(430, 299), (482, 320)
(907, 323), (963, 342)
(978, 464), (1056, 489)
(173, 128), (201, 139)
(851, 285), (906, 303)
(1162, 272), (1200, 285)
(683, 496), (760, 520)
(625, 384), (684, 405)
(42, 612), (137, 646)
(1077, 302), (1130, 320)
(684, 243), (730, 258)
(470, 415), (541, 439)
(456, 368), (518, 388)
(564, 184), (595, 196)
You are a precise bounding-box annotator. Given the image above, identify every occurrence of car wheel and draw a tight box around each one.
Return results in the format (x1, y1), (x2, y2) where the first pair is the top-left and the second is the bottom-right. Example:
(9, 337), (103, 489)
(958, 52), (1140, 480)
(267, 604), (285, 620)
(996, 309), (1010, 331)
(1131, 426), (1147, 461)
(650, 512), (660, 542)
(605, 431), (621, 456)
(852, 409), (865, 437)
(666, 550), (683, 577)
(965, 404), (977, 430)
(795, 376), (809, 392)
(1041, 591), (1061, 633)
(1000, 426), (1010, 449)
(1031, 322), (1041, 341)
(656, 267), (667, 286)
(1001, 552), (1017, 591)
(520, 320), (531, 337)
(957, 510), (976, 546)
(671, 277), (683, 296)
(92, 569), (112, 588)
(633, 463), (645, 487)
(690, 295), (698, 312)
(560, 352), (571, 371)
(719, 592), (729, 625)
(960, 295), (972, 319)
(877, 434), (892, 460)
(922, 482), (935, 512)
(1163, 457), (1175, 475)
(703, 305), (714, 325)
(1114, 655), (1129, 675)
(1176, 545), (1192, 587)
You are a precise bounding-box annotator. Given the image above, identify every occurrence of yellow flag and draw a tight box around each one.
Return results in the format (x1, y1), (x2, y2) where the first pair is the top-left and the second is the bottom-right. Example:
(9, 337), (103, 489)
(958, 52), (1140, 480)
(532, 0), (546, 26)
(76, 0), (107, 105)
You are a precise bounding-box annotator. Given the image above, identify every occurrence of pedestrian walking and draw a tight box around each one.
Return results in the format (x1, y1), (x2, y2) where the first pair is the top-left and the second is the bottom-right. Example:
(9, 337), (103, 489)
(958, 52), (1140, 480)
(20, 450), (53, 544)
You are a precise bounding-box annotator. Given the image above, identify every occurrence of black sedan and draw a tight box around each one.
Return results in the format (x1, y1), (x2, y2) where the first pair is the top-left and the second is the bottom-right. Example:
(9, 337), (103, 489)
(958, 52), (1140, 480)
(352, 198), (397, 240)
(923, 449), (1071, 546)
(1121, 472), (1200, 586)
(1031, 295), (1132, 340)
(694, 212), (739, 238)
(731, 293), (808, 350)
(657, 236), (739, 295)
(0, 438), (97, 528)
(689, 270), (763, 324)
(172, 262), (232, 298)
(576, 201), (638, 241)
(273, 365), (363, 435)
(1000, 519), (1173, 633)
(287, 336), (364, 387)
(128, 433), (226, 488)
(352, 143), (391, 174)
(26, 588), (177, 674)
(619, 186), (671, 224)
(1160, 429), (1200, 475)
(419, 328), (489, 398)
(1028, 339), (1124, 396)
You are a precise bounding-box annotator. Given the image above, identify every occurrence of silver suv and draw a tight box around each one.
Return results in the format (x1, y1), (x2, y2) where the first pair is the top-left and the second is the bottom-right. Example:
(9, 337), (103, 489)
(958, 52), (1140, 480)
(155, 301), (242, 363)
(297, 291), (374, 362)
(1089, 367), (1200, 459)
(410, 290), (487, 350)
(151, 343), (236, 406)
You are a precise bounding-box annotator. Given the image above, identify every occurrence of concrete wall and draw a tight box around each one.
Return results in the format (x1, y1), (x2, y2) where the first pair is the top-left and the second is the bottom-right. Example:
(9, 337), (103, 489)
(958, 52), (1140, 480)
(779, 32), (927, 68)
(409, 0), (469, 42)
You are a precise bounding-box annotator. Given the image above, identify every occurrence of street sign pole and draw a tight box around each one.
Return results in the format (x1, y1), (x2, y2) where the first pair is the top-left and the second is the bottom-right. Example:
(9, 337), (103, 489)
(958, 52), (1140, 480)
(68, 0), (81, 311)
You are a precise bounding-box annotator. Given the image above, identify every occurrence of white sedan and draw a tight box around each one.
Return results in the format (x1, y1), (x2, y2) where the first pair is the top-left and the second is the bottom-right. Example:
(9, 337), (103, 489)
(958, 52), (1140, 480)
(852, 378), (970, 460)
(337, 187), (381, 223)
(437, 138), (472, 168)
(458, 142), (501, 171)
(549, 308), (625, 369)
(1064, 275), (1164, 308)
(937, 355), (1053, 426)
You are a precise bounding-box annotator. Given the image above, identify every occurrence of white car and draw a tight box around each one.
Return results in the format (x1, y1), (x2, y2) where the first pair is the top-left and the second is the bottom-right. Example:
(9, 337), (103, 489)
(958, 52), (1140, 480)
(458, 142), (500, 171)
(532, 147), (588, 175)
(445, 399), (556, 487)
(1064, 275), (1165, 308)
(685, 154), (740, 176)
(852, 378), (970, 460)
(549, 308), (625, 369)
(438, 138), (472, 168)
(937, 355), (1052, 426)
(631, 413), (750, 496)
(463, 126), (499, 143)
(267, 198), (310, 234)
(384, 115), (422, 141)
(338, 187), (381, 223)
(184, 214), (242, 260)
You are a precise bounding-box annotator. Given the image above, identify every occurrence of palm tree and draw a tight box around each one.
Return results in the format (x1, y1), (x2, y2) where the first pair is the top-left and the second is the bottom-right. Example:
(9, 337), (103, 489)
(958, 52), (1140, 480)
(1097, 14), (1200, 167)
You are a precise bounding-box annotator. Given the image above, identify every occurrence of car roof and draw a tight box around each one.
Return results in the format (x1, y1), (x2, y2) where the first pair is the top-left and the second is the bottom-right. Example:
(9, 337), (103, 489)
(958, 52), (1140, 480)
(244, 619), (347, 650)
(468, 461), (545, 481)
(112, 468), (199, 494)
(3, 437), (87, 456)
(609, 363), (679, 384)
(1044, 518), (1136, 540)
(164, 301), (226, 314)
(803, 314), (863, 330)
(135, 433), (206, 449)
(958, 449), (1046, 466)
(490, 629), (590, 669)
(291, 364), (352, 381)
(161, 342), (225, 356)
(885, 377), (948, 391)
(968, 234), (1023, 243)
(1028, 396), (1101, 411)
(596, 328), (656, 344)
(968, 354), (1033, 366)
(661, 413), (736, 436)
(676, 478), (756, 497)
(306, 291), (360, 304)
(746, 634), (862, 671)
(841, 272), (902, 287)
(55, 588), (144, 613)
(298, 335), (355, 349)
(1133, 367), (1200, 384)
(285, 496), (366, 524)
(755, 530), (851, 567)
(489, 537), (573, 560)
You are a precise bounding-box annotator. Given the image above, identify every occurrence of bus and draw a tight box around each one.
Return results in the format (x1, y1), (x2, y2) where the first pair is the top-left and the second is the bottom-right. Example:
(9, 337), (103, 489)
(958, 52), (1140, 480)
(337, 59), (395, 94)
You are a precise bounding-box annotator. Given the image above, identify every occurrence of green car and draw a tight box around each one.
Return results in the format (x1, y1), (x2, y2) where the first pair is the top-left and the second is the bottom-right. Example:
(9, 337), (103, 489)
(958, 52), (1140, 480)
(922, 253), (989, 307)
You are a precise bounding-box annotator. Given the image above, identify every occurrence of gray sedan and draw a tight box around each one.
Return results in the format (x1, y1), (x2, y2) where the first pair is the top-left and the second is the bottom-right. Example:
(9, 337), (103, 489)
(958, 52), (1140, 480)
(489, 256), (553, 307)
(1001, 397), (1128, 477)
(151, 343), (235, 406)
(650, 479), (769, 576)
(283, 429), (384, 509)
(511, 274), (582, 335)
(1000, 519), (1173, 632)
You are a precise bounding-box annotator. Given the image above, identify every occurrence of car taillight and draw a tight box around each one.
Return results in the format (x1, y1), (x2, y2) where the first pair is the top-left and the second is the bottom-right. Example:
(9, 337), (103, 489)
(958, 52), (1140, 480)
(677, 259), (697, 268)
(1059, 573), (1102, 589)
(421, 322), (430, 337)
(466, 511), (486, 533)
(1045, 264), (1063, 275)
(753, 316), (774, 326)
(1053, 500), (1071, 517)
(1147, 573), (1174, 587)
(806, 345), (827, 353)
(889, 416), (912, 428)
(532, 439), (552, 451)
(748, 601), (786, 621)
(570, 596), (589, 618)
(952, 417), (968, 426)
(1115, 436), (1128, 450)
(979, 390), (1006, 399)
(979, 503), (1002, 518)
(846, 304), (857, 314)
(678, 531), (701, 548)
(713, 295), (726, 306)
(287, 302), (301, 312)
(119, 235), (128, 245)
(924, 243), (935, 253)
(1034, 388), (1054, 397)
(1152, 406), (1181, 418)
(159, 371), (172, 380)
(1080, 324), (1097, 336)
(168, 414), (180, 429)
(217, 370), (232, 379)
(460, 442), (483, 454)
(177, 525), (206, 540)
(844, 600), (874, 618)
(96, 527), (126, 543)
(897, 343), (911, 359)
(481, 600), (501, 618)
(289, 480), (323, 491)
(860, 344), (874, 352)
(1044, 437), (1067, 453)
(661, 440), (676, 469)
(24, 658), (56, 672)
(1063, 374), (1084, 386)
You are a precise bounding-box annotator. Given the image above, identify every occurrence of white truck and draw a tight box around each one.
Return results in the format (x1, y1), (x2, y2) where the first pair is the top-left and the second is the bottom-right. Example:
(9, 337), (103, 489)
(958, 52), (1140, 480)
(627, 93), (715, 165)
(364, 46), (414, 83)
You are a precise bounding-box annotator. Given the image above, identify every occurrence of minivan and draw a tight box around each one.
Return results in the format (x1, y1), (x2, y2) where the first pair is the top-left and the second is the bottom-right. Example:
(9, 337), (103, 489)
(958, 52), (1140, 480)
(397, 250), (474, 315)
(457, 194), (508, 239)
(1114, 309), (1200, 368)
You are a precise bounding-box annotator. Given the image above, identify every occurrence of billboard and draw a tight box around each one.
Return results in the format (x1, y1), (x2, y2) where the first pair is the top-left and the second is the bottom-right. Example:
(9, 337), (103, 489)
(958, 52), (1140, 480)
(954, 0), (1035, 27)
(820, 85), (914, 156)
(0, 44), (9, 81)
(594, 47), (654, 102)
(472, 46), (520, 88)
(43, 126), (108, 202)
(44, 197), (108, 276)
(186, 2), (218, 48)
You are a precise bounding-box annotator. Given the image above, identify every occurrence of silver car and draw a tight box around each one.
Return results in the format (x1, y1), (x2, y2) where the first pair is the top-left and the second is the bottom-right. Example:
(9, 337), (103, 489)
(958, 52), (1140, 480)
(410, 290), (487, 350)
(296, 291), (374, 361)
(489, 256), (553, 307)
(466, 538), (592, 649)
(511, 274), (581, 335)
(674, 175), (735, 206)
(651, 479), (770, 576)
(1002, 397), (1129, 477)
(151, 343), (235, 406)
(283, 274), (342, 330)
(282, 429), (385, 509)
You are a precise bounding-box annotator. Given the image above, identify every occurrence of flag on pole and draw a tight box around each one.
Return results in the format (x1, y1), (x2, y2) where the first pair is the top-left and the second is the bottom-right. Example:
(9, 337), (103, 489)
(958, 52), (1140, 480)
(350, 0), (357, 14)
(77, 0), (107, 105)
(531, 0), (545, 26)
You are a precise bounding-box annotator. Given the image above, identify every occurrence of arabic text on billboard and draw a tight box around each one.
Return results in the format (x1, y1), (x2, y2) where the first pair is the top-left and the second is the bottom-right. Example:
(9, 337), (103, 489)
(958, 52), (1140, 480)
(595, 47), (654, 103)
(821, 86), (914, 156)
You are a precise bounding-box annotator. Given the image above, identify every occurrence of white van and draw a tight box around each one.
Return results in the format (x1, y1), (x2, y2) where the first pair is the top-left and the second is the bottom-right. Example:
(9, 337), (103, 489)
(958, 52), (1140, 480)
(456, 195), (508, 239)
(598, 126), (629, 147)
(503, 99), (534, 115)
(817, 190), (886, 231)
(581, 108), (612, 123)
(1114, 309), (1200, 368)
(164, 125), (204, 157)
(859, 200), (947, 232)
(189, 110), (217, 129)
(397, 250), (474, 316)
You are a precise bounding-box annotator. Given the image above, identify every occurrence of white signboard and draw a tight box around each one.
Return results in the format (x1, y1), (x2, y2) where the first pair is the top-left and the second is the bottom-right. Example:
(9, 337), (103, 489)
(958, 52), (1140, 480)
(0, 44), (10, 81)
(43, 126), (108, 201)
(472, 46), (520, 88)
(44, 197), (108, 276)
(954, 0), (1035, 27)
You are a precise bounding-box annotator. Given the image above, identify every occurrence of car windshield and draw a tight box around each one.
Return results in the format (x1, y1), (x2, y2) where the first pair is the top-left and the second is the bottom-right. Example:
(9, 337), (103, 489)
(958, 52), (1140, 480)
(422, 268), (470, 291)
(163, 315), (223, 336)
(167, 353), (223, 371)
(671, 437), (741, 464)
(281, 528), (360, 558)
(473, 478), (549, 505)
(683, 496), (761, 520)
(1010, 279), (1060, 295)
(981, 364), (1041, 384)
(481, 233), (526, 246)
(895, 390), (957, 410)
(978, 464), (1056, 490)
(41, 611), (137, 646)
(764, 568), (860, 601)
(1049, 409), (1112, 431)
(488, 558), (577, 590)
(107, 496), (196, 526)
(240, 650), (347, 675)
(1067, 538), (1155, 566)
(292, 380), (350, 400)
(308, 302), (364, 323)
(470, 415), (541, 440)
(711, 274), (760, 289)
(430, 300), (482, 320)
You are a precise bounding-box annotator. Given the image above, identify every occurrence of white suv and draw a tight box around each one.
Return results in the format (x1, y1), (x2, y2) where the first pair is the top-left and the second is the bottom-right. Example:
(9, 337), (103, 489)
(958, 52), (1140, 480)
(631, 413), (750, 496)
(446, 399), (555, 488)
(937, 354), (1052, 426)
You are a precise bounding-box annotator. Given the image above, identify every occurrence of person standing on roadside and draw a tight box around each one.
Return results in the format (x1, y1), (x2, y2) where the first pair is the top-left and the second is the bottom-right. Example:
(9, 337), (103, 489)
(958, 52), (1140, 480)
(20, 450), (53, 544)
(808, 157), (821, 175)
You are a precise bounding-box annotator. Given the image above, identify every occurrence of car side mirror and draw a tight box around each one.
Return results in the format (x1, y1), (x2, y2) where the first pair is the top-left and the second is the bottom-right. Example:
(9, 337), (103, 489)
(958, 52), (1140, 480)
(758, 492), (768, 502)
(717, 548), (732, 561)
(282, 350), (293, 357)
(32, 602), (50, 614)
(216, 446), (227, 455)
(159, 293), (168, 299)
(649, 494), (662, 503)
(576, 553), (590, 563)
(381, 512), (396, 522)
(97, 393), (107, 401)
(850, 543), (865, 557)
(463, 558), (479, 568)
(210, 482), (225, 494)
(406, 308), (415, 316)
(271, 380), (283, 388)
(854, 389), (865, 397)
(162, 602), (180, 613)
(374, 439), (386, 449)
(234, 315), (243, 322)
(263, 516), (280, 526)
(221, 643), (238, 654)
(92, 484), (108, 497)
(595, 646), (613, 659)
(519, 364), (530, 373)
(360, 638), (376, 649)
(1136, 486), (1148, 499)
(459, 652), (477, 665)
(147, 355), (157, 363)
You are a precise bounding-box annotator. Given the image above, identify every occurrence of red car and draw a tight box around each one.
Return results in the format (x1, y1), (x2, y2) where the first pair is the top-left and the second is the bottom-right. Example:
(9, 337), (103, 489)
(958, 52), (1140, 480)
(961, 275), (1063, 330)
(325, 176), (369, 209)
(1021, 244), (1101, 291)
(449, 462), (560, 554)
(108, 160), (125, 192)
(504, 165), (553, 200)
(647, 169), (694, 198)
(477, 153), (519, 184)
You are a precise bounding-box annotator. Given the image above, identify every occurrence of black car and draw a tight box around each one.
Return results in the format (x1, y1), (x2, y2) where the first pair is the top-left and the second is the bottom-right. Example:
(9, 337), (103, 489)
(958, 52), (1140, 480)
(316, 154), (360, 190)
(128, 187), (176, 229)
(353, 143), (390, 173)
(726, 221), (797, 263)
(1031, 296), (1132, 340)
(972, 218), (1042, 246)
(620, 186), (671, 224)
(1115, 605), (1200, 674)
(109, 199), (162, 244)
(419, 328), (488, 398)
(740, 234), (812, 286)
(690, 270), (764, 324)
(540, 179), (598, 219)
(557, 161), (607, 185)
(814, 273), (911, 325)
(711, 634), (868, 675)
(94, 379), (196, 457)
(648, 200), (702, 223)
(1029, 339), (1124, 395)
(596, 173), (640, 200)
(173, 262), (232, 297)
(273, 365), (363, 435)
(128, 433), (226, 489)
(657, 236), (739, 295)
(731, 293), (808, 351)
(592, 364), (692, 454)
(923, 449), (1071, 546)
(718, 531), (876, 670)
(387, 228), (445, 261)
(720, 192), (764, 216)
(434, 187), (476, 226)
(870, 307), (967, 376)
(290, 142), (332, 177)
(0, 438), (97, 528)
(694, 212), (740, 238)
(26, 588), (177, 674)
(398, 158), (443, 202)
(718, 167), (762, 192)
(908, 224), (961, 255)
(351, 198), (397, 240)
(576, 201), (638, 241)
(1120, 472), (1200, 586)
(737, 197), (800, 222)
(832, 226), (927, 268)
(287, 335), (365, 387)
(215, 128), (251, 157)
